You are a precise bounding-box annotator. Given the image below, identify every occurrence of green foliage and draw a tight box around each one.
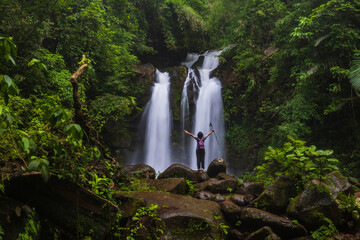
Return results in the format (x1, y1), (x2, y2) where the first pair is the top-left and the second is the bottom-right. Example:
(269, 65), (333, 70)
(16, 210), (39, 240)
(310, 218), (338, 240)
(336, 193), (360, 222)
(186, 179), (195, 196)
(212, 215), (229, 238)
(0, 36), (16, 65)
(117, 178), (156, 193)
(28, 156), (50, 182)
(89, 94), (136, 131)
(350, 52), (360, 91)
(119, 204), (165, 240)
(88, 172), (114, 199)
(0, 224), (4, 240)
(226, 124), (250, 153)
(255, 137), (339, 185)
(0, 74), (19, 105)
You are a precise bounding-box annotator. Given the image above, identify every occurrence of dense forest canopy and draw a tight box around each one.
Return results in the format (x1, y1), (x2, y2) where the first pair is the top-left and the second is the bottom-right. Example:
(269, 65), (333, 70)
(1, 0), (360, 182)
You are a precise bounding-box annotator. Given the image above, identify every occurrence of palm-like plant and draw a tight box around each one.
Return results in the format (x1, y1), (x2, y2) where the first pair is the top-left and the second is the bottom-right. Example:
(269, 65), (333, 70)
(349, 55), (360, 92)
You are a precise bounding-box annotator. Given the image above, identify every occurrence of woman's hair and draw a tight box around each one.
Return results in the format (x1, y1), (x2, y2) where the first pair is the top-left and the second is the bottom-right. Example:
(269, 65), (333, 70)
(197, 131), (204, 138)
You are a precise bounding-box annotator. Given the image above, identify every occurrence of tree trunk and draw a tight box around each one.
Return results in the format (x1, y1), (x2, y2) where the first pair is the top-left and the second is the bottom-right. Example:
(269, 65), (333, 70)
(70, 55), (88, 133)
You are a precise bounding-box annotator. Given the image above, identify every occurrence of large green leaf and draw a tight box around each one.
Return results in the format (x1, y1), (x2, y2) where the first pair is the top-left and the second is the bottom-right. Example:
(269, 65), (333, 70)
(350, 56), (360, 91)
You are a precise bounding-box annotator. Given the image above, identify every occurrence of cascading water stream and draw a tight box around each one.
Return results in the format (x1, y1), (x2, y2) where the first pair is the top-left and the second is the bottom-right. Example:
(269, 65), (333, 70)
(133, 51), (225, 172)
(142, 70), (172, 172)
(184, 50), (225, 170)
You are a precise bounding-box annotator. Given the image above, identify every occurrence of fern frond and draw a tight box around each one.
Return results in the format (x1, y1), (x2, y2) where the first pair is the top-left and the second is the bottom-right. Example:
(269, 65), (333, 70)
(349, 56), (360, 91)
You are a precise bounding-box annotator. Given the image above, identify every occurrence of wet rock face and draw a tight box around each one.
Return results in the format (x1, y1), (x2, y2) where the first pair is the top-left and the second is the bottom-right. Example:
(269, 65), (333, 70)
(194, 178), (238, 194)
(230, 194), (250, 206)
(193, 170), (210, 182)
(219, 200), (242, 224)
(118, 164), (156, 181)
(207, 158), (226, 178)
(158, 164), (197, 181)
(286, 172), (354, 230)
(129, 192), (226, 240)
(246, 226), (281, 240)
(144, 178), (189, 195)
(195, 191), (213, 200)
(326, 171), (354, 196)
(237, 182), (264, 199)
(241, 207), (307, 238)
(5, 173), (118, 240)
(286, 181), (342, 229)
(216, 172), (236, 181)
(251, 175), (298, 213)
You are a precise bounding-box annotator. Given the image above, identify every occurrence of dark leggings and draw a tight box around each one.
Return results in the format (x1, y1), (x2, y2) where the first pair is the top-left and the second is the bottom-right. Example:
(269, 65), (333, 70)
(196, 149), (205, 170)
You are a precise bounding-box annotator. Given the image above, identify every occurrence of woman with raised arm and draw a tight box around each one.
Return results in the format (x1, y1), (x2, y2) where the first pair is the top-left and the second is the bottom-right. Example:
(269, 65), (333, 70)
(184, 129), (214, 170)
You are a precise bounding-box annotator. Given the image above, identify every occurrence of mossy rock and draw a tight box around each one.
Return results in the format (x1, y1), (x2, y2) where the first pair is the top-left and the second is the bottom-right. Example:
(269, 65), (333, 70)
(118, 164), (156, 182)
(246, 226), (281, 240)
(236, 182), (264, 199)
(241, 208), (307, 238)
(286, 181), (342, 229)
(207, 158), (226, 178)
(251, 175), (297, 213)
(144, 178), (189, 195)
(158, 164), (197, 181)
(130, 192), (226, 240)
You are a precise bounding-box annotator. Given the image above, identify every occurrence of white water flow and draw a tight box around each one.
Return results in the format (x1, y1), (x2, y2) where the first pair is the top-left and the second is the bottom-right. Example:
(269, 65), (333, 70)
(188, 51), (225, 169)
(180, 54), (200, 151)
(143, 70), (172, 172)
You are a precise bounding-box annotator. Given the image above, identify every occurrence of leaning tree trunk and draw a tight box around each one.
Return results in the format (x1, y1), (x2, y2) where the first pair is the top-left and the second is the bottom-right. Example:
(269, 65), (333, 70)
(70, 55), (88, 133)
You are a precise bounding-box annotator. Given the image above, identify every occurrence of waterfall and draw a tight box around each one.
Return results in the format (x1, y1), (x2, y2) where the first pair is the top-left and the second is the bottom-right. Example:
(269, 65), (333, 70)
(180, 54), (200, 159)
(132, 50), (225, 172)
(182, 50), (226, 170)
(142, 70), (172, 172)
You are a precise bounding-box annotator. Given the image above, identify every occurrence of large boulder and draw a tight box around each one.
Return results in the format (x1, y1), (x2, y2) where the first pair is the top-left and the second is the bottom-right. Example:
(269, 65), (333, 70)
(158, 164), (197, 181)
(216, 172), (236, 181)
(245, 226), (281, 240)
(286, 180), (342, 229)
(5, 173), (118, 240)
(193, 170), (210, 182)
(144, 178), (189, 195)
(194, 178), (238, 194)
(128, 191), (226, 240)
(241, 207), (307, 238)
(207, 158), (226, 178)
(114, 193), (146, 220)
(251, 175), (298, 213)
(219, 199), (242, 224)
(237, 182), (264, 199)
(230, 194), (250, 206)
(117, 164), (156, 181)
(194, 191), (214, 200)
(326, 171), (354, 197)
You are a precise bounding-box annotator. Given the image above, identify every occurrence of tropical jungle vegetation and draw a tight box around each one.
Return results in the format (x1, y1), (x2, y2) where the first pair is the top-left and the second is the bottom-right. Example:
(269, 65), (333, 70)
(1, 0), (360, 239)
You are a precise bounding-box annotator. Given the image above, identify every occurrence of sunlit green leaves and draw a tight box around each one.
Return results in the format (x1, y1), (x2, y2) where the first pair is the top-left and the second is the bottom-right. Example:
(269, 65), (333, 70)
(0, 74), (19, 105)
(0, 36), (17, 65)
(64, 123), (83, 140)
(256, 137), (339, 185)
(28, 58), (47, 72)
(349, 54), (360, 91)
(29, 156), (50, 182)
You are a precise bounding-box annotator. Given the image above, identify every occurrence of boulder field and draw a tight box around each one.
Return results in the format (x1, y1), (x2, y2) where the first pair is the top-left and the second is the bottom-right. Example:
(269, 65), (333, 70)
(1, 158), (360, 239)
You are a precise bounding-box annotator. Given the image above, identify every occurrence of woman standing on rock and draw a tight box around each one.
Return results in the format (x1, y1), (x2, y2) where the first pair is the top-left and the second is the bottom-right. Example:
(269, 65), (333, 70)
(184, 129), (214, 171)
